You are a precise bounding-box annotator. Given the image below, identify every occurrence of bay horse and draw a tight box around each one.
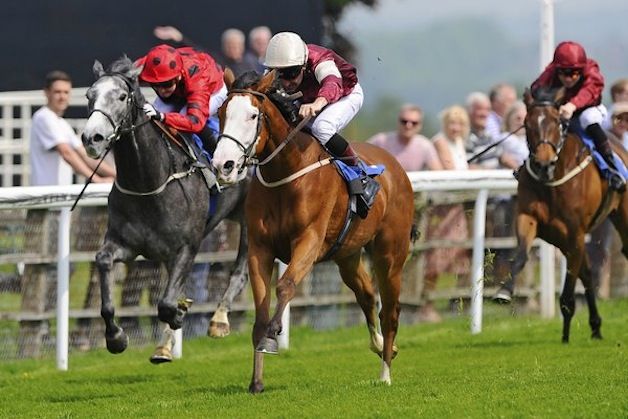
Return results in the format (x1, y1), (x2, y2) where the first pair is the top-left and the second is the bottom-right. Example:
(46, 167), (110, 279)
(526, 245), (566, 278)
(81, 57), (250, 359)
(494, 87), (628, 343)
(211, 71), (415, 393)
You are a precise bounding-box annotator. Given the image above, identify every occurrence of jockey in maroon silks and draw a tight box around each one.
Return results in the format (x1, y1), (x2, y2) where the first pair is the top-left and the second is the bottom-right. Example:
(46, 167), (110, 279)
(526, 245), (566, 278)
(136, 44), (227, 152)
(263, 31), (379, 214)
(531, 40), (625, 191)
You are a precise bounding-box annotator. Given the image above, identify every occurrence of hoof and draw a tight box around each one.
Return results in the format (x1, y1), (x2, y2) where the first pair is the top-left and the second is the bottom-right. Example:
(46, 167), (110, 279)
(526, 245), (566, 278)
(105, 330), (128, 354)
(249, 381), (265, 394)
(158, 302), (185, 330)
(208, 321), (231, 338)
(591, 331), (603, 340)
(255, 337), (279, 355)
(150, 346), (173, 364)
(493, 288), (513, 304)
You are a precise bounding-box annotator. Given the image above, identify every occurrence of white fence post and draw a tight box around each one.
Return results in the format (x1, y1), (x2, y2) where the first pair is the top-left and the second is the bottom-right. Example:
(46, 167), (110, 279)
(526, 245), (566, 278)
(539, 241), (556, 318)
(470, 189), (489, 334)
(56, 207), (71, 371)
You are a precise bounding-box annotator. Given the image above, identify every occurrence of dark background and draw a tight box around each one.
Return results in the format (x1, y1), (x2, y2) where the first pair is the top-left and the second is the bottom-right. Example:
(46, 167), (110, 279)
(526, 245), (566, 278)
(3, 0), (323, 91)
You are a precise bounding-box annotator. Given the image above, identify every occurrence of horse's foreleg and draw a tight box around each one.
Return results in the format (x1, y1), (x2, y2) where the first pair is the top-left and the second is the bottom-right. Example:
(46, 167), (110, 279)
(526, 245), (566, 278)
(209, 221), (249, 338)
(577, 253), (602, 340)
(259, 235), (318, 355)
(158, 246), (197, 330)
(494, 213), (538, 303)
(96, 241), (135, 354)
(248, 246), (274, 394)
(559, 237), (585, 343)
(149, 322), (176, 364)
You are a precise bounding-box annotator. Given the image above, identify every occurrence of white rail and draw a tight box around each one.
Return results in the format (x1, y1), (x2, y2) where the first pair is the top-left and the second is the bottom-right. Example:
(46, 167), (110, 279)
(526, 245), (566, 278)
(0, 170), (557, 369)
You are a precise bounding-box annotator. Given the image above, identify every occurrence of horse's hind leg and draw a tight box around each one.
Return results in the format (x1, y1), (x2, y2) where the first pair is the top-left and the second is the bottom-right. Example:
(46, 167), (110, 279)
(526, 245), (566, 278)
(608, 193), (628, 259)
(209, 218), (248, 338)
(96, 240), (136, 354)
(494, 213), (538, 303)
(336, 253), (395, 359)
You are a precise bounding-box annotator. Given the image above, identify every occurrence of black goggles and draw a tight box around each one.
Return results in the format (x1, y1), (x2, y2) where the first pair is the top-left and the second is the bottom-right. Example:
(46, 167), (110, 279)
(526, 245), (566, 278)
(278, 66), (303, 80)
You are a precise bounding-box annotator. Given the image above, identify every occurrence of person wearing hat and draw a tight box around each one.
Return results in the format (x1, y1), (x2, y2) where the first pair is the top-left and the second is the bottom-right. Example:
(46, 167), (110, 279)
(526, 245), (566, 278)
(263, 31), (379, 217)
(608, 102), (628, 150)
(531, 41), (625, 191)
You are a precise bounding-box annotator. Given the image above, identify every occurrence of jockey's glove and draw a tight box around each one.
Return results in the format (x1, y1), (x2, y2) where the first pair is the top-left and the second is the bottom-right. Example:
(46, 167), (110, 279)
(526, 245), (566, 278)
(143, 103), (164, 121)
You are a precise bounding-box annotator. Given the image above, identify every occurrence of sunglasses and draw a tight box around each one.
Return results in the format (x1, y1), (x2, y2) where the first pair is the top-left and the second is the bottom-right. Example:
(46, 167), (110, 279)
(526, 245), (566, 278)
(153, 78), (178, 89)
(278, 66), (303, 80)
(557, 68), (582, 78)
(399, 118), (421, 127)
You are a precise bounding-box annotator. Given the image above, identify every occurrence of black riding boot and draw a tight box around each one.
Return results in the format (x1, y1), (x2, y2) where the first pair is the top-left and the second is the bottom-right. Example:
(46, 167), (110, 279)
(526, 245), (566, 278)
(199, 125), (218, 155)
(326, 133), (381, 218)
(586, 123), (626, 192)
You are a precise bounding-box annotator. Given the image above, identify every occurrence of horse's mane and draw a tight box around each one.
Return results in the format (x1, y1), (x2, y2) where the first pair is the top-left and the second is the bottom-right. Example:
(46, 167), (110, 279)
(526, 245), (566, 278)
(108, 56), (135, 75)
(232, 71), (299, 124)
(233, 71), (263, 90)
(531, 86), (565, 106)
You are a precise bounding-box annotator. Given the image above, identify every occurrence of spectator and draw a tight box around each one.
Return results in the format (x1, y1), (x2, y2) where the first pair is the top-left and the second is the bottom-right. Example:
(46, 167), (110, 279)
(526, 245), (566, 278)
(421, 105), (471, 322)
(605, 78), (628, 143)
(486, 83), (517, 140)
(245, 26), (272, 74)
(499, 101), (528, 169)
(465, 91), (501, 169)
(587, 101), (628, 298)
(263, 31), (377, 218)
(367, 104), (442, 171)
(19, 70), (115, 357)
(217, 28), (258, 77)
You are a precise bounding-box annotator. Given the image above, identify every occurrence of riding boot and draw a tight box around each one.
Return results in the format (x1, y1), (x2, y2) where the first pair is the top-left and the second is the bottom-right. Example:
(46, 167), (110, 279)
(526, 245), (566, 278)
(326, 133), (381, 218)
(586, 123), (626, 192)
(199, 125), (218, 155)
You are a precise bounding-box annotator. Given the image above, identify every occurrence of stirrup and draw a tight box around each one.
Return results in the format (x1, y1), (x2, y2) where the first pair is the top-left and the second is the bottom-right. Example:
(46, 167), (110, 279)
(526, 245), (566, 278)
(609, 172), (626, 192)
(356, 177), (381, 219)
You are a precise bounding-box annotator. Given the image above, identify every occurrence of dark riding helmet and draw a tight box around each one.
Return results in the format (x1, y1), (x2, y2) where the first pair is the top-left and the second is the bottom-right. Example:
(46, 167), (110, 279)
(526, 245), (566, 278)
(553, 41), (587, 69)
(139, 44), (183, 84)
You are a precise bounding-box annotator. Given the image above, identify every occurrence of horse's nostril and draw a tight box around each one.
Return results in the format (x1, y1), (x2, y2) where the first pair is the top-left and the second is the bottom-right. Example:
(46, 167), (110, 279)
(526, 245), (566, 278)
(93, 134), (104, 143)
(223, 161), (234, 174)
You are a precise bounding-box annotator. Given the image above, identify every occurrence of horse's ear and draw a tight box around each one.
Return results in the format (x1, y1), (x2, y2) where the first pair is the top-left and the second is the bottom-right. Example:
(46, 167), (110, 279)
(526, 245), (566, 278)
(257, 69), (277, 94)
(223, 67), (235, 90)
(554, 87), (567, 106)
(93, 60), (105, 78)
(523, 88), (534, 107)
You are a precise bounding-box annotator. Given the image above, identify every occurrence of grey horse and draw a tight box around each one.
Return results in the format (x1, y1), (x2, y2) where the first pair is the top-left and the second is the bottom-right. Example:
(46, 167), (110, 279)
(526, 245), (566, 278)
(81, 57), (249, 360)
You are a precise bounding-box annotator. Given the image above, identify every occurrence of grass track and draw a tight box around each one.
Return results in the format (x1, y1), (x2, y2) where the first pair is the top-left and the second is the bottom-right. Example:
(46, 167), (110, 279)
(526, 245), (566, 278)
(1, 299), (627, 418)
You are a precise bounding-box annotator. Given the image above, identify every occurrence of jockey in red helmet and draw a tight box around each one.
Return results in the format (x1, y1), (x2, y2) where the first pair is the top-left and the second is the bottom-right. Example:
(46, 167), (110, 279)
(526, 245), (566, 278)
(136, 44), (226, 152)
(531, 41), (625, 191)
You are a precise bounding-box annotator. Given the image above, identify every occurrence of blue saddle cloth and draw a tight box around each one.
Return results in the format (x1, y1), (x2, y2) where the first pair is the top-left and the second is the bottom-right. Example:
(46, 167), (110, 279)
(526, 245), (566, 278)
(572, 123), (628, 180)
(333, 159), (385, 183)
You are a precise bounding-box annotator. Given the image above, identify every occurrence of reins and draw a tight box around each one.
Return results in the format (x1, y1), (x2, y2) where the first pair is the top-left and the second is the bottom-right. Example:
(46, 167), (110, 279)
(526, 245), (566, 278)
(466, 125), (524, 164)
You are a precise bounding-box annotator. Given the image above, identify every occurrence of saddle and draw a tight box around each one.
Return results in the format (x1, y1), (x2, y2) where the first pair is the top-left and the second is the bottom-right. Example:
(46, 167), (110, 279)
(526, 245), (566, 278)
(333, 160), (384, 219)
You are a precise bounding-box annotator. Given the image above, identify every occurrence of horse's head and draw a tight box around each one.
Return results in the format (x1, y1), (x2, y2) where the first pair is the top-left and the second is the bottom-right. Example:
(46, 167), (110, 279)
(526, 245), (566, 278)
(81, 57), (143, 158)
(212, 70), (286, 185)
(523, 87), (568, 181)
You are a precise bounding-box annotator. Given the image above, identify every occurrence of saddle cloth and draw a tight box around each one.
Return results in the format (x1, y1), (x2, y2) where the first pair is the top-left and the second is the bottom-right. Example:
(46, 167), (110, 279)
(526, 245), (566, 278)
(572, 124), (628, 180)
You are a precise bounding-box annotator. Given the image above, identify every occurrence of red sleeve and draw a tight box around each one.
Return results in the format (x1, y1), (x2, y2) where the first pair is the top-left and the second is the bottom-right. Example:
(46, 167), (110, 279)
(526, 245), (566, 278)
(570, 60), (604, 109)
(162, 52), (223, 133)
(317, 74), (344, 104)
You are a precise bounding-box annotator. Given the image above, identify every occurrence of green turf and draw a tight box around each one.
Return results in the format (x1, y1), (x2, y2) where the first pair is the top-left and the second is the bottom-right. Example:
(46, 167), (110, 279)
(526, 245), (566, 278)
(1, 299), (627, 418)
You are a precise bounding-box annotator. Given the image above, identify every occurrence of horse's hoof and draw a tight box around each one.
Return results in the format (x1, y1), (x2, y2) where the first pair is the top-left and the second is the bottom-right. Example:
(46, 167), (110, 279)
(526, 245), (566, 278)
(208, 321), (231, 338)
(249, 381), (265, 394)
(562, 336), (570, 344)
(150, 346), (173, 364)
(255, 337), (279, 355)
(591, 331), (603, 340)
(492, 289), (512, 304)
(105, 330), (128, 354)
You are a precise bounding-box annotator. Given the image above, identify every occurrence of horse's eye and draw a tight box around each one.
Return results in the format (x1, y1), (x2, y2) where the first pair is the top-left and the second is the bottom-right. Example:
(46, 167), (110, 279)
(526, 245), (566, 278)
(119, 93), (128, 101)
(251, 113), (258, 120)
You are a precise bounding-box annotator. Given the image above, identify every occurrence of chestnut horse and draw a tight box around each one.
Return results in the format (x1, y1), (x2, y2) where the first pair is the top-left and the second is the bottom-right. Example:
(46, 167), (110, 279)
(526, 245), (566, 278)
(211, 71), (415, 393)
(494, 87), (628, 343)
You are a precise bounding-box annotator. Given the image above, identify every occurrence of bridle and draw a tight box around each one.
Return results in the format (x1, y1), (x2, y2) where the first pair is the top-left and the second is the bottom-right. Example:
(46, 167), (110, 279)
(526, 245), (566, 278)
(216, 89), (269, 172)
(528, 100), (569, 165)
(87, 73), (151, 144)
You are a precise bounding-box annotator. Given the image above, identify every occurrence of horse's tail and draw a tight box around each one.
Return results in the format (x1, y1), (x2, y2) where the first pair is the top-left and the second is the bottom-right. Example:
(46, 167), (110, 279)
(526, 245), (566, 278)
(410, 223), (419, 244)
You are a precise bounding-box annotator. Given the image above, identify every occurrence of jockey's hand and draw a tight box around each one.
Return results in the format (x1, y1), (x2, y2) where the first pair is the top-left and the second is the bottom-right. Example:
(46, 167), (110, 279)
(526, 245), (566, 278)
(559, 102), (577, 120)
(299, 97), (328, 118)
(143, 103), (164, 121)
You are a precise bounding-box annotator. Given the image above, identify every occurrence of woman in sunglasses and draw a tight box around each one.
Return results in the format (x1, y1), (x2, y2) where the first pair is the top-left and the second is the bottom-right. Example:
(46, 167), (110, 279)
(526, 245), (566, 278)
(531, 40), (625, 190)
(136, 44), (227, 152)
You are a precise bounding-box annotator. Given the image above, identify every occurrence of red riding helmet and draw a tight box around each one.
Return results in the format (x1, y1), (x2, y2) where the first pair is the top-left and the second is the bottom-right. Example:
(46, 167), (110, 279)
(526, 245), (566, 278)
(553, 41), (587, 69)
(139, 44), (183, 83)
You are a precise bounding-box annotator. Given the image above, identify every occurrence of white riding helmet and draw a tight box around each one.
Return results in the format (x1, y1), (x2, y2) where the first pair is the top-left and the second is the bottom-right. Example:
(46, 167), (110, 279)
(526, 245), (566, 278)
(263, 32), (308, 68)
